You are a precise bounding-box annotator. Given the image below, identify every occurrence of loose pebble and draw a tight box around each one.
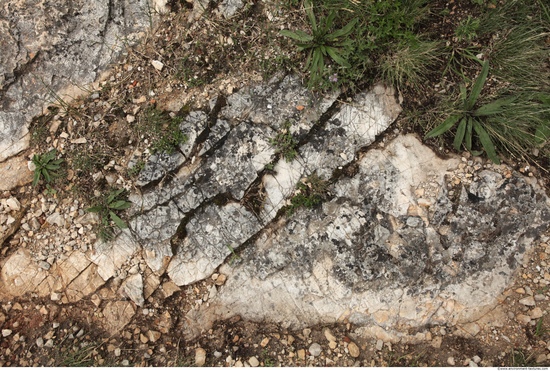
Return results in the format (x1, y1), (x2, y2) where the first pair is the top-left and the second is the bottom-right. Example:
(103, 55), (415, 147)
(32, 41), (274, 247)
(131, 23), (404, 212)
(309, 343), (322, 357)
(519, 296), (536, 306)
(248, 356), (259, 367)
(347, 342), (360, 358)
(195, 348), (206, 367)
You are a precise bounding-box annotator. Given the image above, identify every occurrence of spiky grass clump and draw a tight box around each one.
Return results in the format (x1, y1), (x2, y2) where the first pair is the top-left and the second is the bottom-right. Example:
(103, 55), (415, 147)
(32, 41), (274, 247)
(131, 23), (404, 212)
(486, 26), (550, 90)
(379, 39), (442, 91)
(482, 91), (550, 160)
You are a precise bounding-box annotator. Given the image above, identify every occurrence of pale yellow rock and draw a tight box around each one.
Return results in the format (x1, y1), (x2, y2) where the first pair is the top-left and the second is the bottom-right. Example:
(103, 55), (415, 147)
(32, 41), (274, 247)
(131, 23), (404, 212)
(65, 264), (105, 302)
(324, 328), (336, 342)
(215, 274), (227, 286)
(0, 248), (47, 297)
(140, 333), (149, 343)
(143, 272), (161, 300)
(297, 349), (306, 360)
(102, 301), (136, 336)
(55, 251), (91, 287)
(347, 342), (360, 358)
(260, 337), (270, 347)
(287, 335), (295, 345)
(372, 310), (391, 324)
(151, 60), (164, 71)
(195, 348), (206, 366)
(248, 356), (259, 367)
(5, 197), (21, 211)
(162, 281), (181, 298)
(147, 330), (161, 342)
(0, 156), (33, 191)
(530, 307), (544, 319)
(431, 336), (442, 349)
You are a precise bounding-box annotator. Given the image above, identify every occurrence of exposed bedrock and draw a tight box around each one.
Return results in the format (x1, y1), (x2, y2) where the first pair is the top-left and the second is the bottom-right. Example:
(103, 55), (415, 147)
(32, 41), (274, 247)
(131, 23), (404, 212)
(0, 0), (153, 162)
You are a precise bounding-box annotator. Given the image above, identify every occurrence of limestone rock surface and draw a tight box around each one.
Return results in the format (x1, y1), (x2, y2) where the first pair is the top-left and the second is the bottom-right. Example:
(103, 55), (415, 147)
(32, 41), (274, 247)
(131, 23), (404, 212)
(0, 0), (152, 162)
(2, 71), (547, 345)
(185, 134), (550, 340)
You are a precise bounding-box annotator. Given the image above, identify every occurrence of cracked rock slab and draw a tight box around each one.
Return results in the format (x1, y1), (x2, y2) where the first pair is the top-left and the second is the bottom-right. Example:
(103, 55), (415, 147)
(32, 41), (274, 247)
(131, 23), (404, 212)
(184, 134), (550, 339)
(167, 202), (262, 286)
(89, 229), (140, 281)
(261, 85), (400, 220)
(0, 248), (47, 297)
(102, 301), (136, 336)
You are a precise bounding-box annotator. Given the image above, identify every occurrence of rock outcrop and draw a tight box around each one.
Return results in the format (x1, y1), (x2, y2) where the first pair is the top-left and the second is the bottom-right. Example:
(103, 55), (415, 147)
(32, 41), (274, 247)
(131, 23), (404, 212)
(190, 134), (550, 340)
(1, 74), (548, 343)
(0, 0), (153, 162)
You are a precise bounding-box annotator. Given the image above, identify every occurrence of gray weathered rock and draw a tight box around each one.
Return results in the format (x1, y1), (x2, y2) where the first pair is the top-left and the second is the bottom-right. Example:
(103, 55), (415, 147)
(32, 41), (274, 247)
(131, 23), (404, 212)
(0, 0), (153, 162)
(261, 85), (399, 220)
(221, 75), (338, 134)
(184, 134), (550, 339)
(167, 202), (262, 286)
(135, 111), (208, 187)
(217, 0), (245, 18)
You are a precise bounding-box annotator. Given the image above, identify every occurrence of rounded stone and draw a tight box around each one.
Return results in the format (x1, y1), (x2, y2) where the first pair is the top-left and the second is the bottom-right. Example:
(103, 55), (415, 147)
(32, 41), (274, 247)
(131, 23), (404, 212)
(195, 348), (206, 366)
(309, 343), (322, 357)
(248, 356), (259, 367)
(348, 342), (360, 358)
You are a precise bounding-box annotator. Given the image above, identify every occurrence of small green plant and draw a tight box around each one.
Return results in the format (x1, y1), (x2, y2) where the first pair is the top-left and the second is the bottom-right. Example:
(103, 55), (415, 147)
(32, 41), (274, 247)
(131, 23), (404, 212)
(57, 343), (97, 367)
(535, 317), (548, 337)
(425, 60), (502, 163)
(510, 349), (535, 367)
(485, 25), (550, 90)
(139, 108), (188, 154)
(270, 121), (298, 162)
(261, 349), (275, 367)
(455, 16), (480, 42)
(227, 244), (241, 265)
(87, 188), (132, 241)
(280, 0), (357, 87)
(427, 58), (550, 163)
(287, 172), (327, 215)
(176, 56), (208, 88)
(127, 159), (146, 178)
(32, 149), (64, 187)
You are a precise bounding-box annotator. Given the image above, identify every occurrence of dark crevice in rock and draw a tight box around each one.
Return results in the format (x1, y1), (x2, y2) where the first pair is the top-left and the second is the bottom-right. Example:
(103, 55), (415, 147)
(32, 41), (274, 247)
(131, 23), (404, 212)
(240, 175), (266, 218)
(298, 101), (343, 145)
(170, 191), (238, 255)
(0, 51), (42, 108)
(208, 94), (227, 127)
(137, 97), (228, 193)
